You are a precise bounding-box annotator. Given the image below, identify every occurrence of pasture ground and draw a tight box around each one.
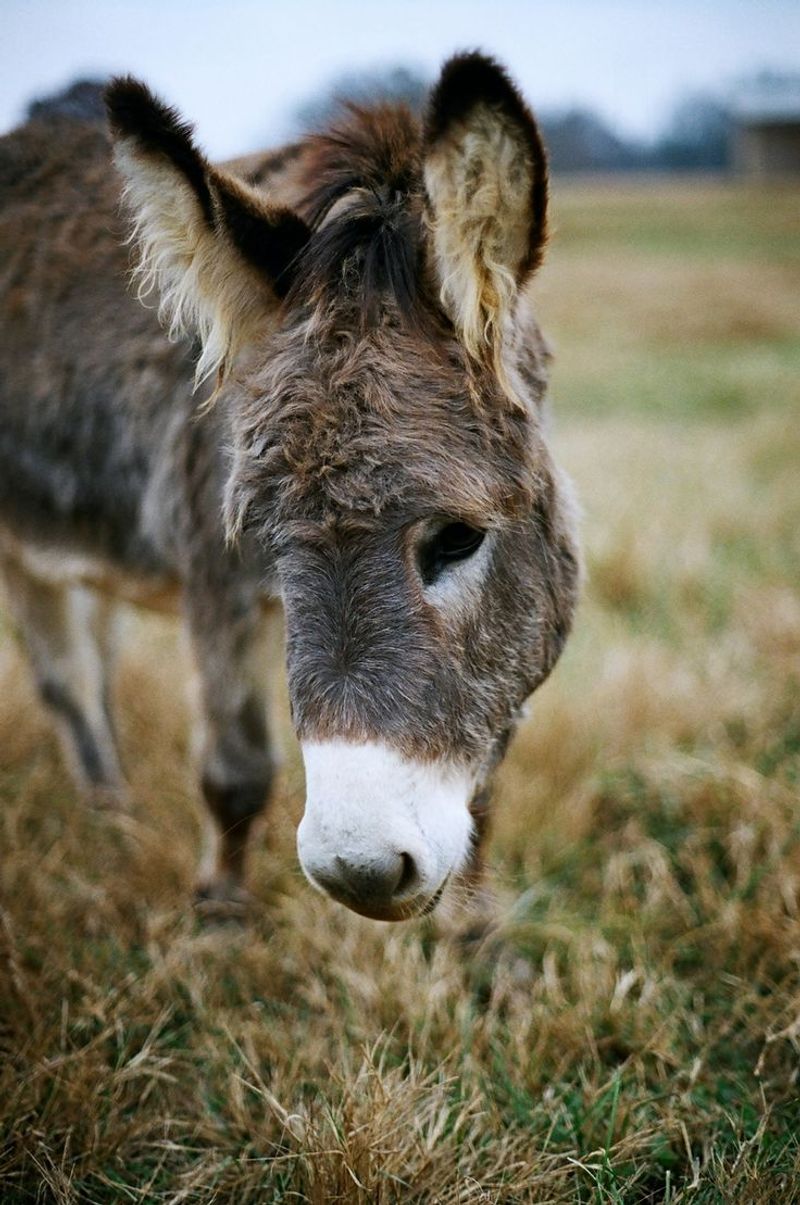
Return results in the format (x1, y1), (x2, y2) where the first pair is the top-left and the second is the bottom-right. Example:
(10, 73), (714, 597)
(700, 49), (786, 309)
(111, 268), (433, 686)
(1, 179), (799, 1202)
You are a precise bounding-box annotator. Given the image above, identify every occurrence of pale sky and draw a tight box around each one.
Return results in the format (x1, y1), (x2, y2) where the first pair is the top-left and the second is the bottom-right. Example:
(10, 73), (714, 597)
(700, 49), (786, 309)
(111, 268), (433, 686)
(3, 0), (799, 157)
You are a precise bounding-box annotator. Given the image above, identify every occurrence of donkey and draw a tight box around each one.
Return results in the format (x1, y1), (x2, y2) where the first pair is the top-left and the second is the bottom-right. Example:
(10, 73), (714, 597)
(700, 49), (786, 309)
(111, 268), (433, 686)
(0, 54), (580, 922)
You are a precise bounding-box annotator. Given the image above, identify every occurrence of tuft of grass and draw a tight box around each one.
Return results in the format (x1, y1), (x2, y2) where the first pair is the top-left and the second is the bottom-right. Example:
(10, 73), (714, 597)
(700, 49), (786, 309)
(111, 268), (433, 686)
(2, 178), (800, 1201)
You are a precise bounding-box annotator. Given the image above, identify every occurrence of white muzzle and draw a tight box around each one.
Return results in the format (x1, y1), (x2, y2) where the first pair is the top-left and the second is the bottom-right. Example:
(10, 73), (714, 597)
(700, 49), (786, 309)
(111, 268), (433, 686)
(297, 740), (475, 921)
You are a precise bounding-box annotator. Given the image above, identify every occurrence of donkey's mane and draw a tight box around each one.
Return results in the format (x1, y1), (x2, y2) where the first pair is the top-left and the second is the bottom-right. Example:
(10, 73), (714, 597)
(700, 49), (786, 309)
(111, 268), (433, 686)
(287, 103), (429, 325)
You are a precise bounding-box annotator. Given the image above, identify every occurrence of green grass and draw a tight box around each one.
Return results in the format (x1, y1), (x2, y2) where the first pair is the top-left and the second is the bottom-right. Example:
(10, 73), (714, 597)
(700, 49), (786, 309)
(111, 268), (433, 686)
(550, 179), (800, 263)
(552, 339), (800, 420)
(2, 177), (800, 1201)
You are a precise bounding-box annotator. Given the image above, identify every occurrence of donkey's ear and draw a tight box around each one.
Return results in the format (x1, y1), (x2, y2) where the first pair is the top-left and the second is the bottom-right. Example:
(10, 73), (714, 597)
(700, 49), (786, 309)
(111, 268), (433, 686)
(105, 77), (310, 385)
(423, 53), (547, 364)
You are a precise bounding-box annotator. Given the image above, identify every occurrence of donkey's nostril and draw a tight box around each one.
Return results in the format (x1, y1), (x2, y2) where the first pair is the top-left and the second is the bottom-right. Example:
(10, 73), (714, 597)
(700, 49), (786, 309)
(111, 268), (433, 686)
(322, 849), (420, 909)
(395, 851), (419, 896)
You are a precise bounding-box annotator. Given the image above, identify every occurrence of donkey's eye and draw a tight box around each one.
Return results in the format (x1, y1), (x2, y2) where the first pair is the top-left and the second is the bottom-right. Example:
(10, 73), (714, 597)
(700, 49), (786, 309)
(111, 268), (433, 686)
(419, 522), (486, 586)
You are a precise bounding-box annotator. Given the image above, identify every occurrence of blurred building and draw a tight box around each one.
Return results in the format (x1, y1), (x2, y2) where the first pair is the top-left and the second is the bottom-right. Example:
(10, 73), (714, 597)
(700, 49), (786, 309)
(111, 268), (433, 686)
(732, 73), (800, 176)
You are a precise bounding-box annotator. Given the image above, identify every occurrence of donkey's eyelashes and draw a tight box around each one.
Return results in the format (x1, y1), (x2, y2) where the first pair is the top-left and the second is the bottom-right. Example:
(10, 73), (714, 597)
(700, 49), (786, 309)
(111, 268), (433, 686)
(418, 521), (486, 586)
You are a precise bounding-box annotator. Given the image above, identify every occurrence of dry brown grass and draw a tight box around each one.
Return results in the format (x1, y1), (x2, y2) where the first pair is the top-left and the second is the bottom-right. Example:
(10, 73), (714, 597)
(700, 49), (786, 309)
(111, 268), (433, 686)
(1, 178), (799, 1202)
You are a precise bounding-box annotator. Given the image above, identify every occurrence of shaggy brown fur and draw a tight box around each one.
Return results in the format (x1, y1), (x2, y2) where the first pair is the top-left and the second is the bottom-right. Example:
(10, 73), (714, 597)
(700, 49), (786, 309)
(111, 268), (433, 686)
(0, 54), (579, 916)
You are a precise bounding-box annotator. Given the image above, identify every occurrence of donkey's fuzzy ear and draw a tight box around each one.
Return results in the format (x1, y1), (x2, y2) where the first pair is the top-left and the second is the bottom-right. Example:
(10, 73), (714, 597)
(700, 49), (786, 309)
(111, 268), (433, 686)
(423, 53), (547, 368)
(105, 77), (309, 385)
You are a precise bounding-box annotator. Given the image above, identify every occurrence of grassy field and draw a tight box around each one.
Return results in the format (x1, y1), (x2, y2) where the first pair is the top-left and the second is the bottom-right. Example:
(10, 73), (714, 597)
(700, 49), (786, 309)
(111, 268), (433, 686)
(1, 178), (799, 1202)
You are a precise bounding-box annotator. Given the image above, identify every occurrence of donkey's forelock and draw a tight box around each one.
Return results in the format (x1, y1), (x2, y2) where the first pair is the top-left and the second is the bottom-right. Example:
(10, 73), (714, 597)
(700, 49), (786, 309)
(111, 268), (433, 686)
(286, 102), (426, 328)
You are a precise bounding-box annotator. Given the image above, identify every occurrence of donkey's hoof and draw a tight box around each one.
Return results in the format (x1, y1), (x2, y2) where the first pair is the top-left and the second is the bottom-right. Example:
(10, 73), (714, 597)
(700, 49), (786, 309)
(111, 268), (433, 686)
(193, 878), (252, 925)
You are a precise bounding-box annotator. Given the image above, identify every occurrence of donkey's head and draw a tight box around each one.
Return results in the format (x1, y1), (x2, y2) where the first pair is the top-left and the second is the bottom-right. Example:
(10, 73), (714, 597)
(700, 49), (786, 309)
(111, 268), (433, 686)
(106, 54), (580, 921)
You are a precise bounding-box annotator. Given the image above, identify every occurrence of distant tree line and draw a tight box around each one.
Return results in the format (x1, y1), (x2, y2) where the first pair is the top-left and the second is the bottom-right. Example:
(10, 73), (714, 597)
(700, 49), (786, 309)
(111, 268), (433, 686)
(293, 67), (735, 173)
(541, 94), (732, 172)
(24, 69), (735, 173)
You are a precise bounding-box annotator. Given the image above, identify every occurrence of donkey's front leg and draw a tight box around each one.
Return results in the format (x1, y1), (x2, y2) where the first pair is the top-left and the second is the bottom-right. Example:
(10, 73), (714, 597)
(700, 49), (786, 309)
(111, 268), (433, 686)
(186, 595), (275, 908)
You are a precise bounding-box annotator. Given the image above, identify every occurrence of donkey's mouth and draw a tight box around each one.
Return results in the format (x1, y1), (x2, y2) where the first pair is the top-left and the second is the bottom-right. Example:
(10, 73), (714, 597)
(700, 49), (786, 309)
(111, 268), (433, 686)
(319, 875), (450, 924)
(419, 877), (449, 916)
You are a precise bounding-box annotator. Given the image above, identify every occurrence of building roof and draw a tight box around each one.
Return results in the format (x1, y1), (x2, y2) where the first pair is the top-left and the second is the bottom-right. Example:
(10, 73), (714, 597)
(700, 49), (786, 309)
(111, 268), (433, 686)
(732, 73), (800, 123)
